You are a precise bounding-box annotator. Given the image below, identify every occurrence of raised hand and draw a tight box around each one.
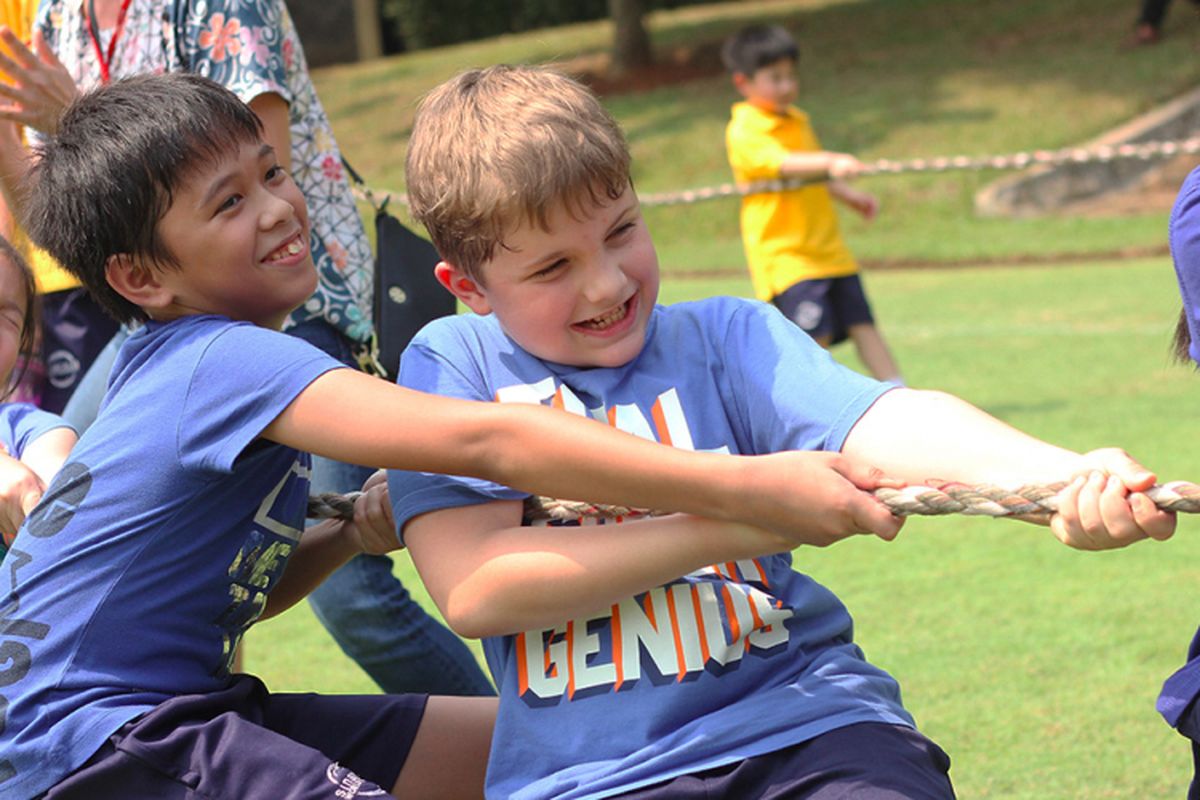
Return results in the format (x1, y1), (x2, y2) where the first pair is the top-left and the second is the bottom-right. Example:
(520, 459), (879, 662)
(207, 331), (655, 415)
(0, 27), (80, 135)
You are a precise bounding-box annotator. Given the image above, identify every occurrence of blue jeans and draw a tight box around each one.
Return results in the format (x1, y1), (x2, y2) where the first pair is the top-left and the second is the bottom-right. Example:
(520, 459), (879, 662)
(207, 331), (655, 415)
(289, 319), (495, 697)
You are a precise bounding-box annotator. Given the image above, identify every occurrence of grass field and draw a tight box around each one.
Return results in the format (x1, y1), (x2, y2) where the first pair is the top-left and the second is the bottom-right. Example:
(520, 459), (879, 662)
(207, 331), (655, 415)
(249, 1), (1200, 796)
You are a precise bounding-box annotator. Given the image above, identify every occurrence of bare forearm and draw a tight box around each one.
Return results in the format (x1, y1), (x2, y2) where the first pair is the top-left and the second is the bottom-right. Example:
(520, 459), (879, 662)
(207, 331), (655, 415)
(268, 372), (750, 524)
(778, 152), (834, 179)
(472, 404), (756, 522)
(260, 519), (357, 619)
(843, 388), (1083, 485)
(418, 514), (779, 638)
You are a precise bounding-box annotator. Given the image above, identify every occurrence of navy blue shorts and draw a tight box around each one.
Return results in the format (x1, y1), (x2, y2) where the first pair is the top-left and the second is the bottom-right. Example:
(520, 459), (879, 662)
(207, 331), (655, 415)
(43, 674), (427, 800)
(771, 274), (875, 345)
(615, 723), (954, 799)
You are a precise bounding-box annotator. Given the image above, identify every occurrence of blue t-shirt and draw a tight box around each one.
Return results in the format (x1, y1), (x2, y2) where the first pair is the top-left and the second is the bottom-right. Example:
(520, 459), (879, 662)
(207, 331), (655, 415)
(388, 297), (912, 800)
(0, 315), (342, 800)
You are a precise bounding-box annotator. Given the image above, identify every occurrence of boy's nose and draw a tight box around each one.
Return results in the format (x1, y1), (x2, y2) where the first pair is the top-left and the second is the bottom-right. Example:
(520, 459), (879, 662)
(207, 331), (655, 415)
(260, 191), (298, 228)
(581, 257), (628, 305)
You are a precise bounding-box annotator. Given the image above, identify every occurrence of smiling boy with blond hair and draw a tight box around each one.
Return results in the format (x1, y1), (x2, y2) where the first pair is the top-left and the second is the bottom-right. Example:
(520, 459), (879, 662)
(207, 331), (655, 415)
(393, 63), (1174, 799)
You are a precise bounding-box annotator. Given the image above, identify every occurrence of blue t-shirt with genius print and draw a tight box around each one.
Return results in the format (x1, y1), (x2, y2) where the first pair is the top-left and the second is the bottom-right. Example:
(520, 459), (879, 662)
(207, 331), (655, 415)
(388, 296), (912, 800)
(0, 315), (342, 800)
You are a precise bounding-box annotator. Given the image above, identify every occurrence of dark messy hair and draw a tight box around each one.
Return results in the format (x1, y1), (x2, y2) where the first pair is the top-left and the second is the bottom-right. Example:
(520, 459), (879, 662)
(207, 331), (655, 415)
(24, 72), (264, 324)
(721, 24), (800, 76)
(0, 236), (41, 398)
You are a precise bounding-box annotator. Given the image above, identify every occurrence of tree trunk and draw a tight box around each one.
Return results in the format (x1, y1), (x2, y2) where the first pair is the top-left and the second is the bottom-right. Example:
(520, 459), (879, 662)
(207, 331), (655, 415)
(608, 0), (652, 75)
(353, 0), (383, 61)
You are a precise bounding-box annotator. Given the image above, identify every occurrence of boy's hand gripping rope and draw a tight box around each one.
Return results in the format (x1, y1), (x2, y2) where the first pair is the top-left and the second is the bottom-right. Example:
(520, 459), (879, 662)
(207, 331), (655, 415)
(306, 481), (1200, 522)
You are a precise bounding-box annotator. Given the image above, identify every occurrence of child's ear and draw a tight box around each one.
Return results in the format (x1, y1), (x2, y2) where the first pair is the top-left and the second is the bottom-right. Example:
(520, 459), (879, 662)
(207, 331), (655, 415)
(434, 261), (491, 315)
(105, 254), (174, 317)
(731, 72), (752, 98)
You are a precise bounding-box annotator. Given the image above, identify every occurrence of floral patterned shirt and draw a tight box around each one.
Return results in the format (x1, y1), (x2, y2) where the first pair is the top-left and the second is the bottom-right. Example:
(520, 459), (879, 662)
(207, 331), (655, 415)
(36, 0), (374, 342)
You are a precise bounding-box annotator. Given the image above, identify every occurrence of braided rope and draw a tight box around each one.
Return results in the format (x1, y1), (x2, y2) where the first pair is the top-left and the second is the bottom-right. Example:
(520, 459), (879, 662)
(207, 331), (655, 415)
(353, 136), (1200, 210)
(308, 480), (1200, 523)
(306, 491), (363, 520)
(519, 480), (1200, 523)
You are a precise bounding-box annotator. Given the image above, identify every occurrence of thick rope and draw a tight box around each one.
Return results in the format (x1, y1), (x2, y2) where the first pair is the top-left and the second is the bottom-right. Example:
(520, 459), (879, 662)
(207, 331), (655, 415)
(352, 135), (1200, 211)
(307, 491), (362, 520)
(307, 481), (1200, 522)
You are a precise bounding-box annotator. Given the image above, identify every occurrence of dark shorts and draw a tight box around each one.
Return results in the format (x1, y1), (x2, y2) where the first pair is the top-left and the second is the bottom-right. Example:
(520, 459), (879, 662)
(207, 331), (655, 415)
(771, 274), (875, 345)
(38, 287), (120, 414)
(43, 674), (427, 800)
(616, 722), (954, 800)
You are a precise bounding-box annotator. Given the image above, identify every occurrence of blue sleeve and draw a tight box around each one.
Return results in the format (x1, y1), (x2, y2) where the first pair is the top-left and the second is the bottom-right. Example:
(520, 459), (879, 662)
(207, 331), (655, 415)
(0, 403), (75, 458)
(1171, 166), (1200, 365)
(178, 0), (292, 106)
(387, 325), (527, 540)
(718, 301), (891, 454)
(178, 325), (343, 475)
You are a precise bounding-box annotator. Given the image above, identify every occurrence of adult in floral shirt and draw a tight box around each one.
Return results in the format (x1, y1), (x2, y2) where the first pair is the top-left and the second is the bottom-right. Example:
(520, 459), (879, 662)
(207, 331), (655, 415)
(0, 0), (494, 698)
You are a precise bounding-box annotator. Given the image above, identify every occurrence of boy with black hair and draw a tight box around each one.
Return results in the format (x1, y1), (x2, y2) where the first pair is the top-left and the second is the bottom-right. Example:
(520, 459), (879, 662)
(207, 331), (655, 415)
(0, 73), (909, 799)
(722, 24), (902, 384)
(393, 63), (1174, 799)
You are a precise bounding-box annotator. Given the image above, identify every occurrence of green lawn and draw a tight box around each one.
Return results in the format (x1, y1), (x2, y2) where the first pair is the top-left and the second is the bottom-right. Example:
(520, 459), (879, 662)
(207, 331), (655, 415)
(248, 256), (1198, 798)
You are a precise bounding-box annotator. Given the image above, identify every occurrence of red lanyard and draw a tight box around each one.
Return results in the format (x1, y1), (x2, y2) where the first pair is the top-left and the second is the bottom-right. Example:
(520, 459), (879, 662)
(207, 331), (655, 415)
(83, 0), (134, 84)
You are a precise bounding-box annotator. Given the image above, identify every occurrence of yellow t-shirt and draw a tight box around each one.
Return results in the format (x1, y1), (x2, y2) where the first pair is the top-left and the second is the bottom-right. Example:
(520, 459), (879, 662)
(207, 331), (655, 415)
(725, 101), (858, 302)
(0, 0), (79, 294)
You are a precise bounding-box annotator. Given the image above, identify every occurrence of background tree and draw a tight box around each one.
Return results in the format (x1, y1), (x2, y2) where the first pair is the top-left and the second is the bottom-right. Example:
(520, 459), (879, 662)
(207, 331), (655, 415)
(609, 0), (652, 74)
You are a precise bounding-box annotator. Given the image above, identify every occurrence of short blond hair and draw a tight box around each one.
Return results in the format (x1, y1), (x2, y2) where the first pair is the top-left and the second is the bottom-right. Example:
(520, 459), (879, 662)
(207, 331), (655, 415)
(406, 64), (632, 281)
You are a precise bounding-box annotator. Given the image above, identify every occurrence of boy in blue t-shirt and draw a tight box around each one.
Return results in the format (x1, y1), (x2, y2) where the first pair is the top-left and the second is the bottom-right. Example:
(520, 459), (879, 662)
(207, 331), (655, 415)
(0, 74), (919, 800)
(391, 64), (1176, 799)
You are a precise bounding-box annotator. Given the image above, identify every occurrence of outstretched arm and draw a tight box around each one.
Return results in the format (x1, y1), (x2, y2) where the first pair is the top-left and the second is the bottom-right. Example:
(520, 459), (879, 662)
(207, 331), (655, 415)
(406, 451), (904, 638)
(779, 151), (864, 180)
(842, 387), (1176, 548)
(262, 369), (904, 544)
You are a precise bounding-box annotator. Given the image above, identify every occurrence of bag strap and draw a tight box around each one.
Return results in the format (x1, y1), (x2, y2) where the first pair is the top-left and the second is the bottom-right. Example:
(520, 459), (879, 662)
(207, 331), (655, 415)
(340, 156), (390, 378)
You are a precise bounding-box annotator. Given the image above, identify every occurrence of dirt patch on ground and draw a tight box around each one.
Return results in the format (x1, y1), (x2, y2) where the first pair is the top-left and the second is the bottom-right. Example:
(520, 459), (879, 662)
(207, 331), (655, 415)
(559, 41), (726, 96)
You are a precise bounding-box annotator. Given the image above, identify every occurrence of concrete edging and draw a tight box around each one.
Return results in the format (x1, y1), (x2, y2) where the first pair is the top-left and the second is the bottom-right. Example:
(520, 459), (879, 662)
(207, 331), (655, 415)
(974, 85), (1200, 217)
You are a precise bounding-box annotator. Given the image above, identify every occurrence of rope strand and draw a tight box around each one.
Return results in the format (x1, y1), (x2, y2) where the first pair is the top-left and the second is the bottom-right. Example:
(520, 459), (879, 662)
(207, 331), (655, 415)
(306, 481), (1200, 522)
(352, 135), (1200, 210)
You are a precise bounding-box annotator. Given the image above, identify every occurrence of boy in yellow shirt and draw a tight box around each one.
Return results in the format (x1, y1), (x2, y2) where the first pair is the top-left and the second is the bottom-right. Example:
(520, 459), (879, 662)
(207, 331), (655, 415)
(723, 24), (902, 384)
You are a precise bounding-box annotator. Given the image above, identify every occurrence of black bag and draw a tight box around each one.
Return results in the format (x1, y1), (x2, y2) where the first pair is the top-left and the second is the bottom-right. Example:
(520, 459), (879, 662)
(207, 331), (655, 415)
(343, 159), (455, 380)
(371, 198), (455, 380)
